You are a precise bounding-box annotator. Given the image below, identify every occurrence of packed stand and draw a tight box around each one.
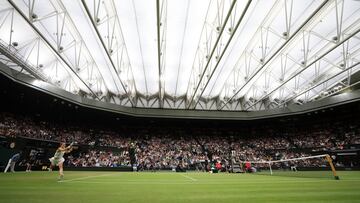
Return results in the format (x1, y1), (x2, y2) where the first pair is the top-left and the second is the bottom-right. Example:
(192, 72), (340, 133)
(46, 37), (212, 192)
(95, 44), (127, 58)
(66, 150), (131, 167)
(134, 133), (208, 171)
(0, 113), (129, 148)
(1, 112), (360, 170)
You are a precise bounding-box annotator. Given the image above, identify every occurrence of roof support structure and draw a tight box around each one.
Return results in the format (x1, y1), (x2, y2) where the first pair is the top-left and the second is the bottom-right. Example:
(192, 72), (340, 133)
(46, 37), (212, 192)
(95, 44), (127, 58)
(156, 0), (167, 108)
(186, 0), (237, 109)
(1, 0), (360, 112)
(81, 0), (136, 106)
(7, 0), (100, 99)
(0, 39), (47, 81)
(219, 0), (329, 110)
(244, 26), (360, 110)
(281, 59), (360, 106)
(191, 0), (252, 109)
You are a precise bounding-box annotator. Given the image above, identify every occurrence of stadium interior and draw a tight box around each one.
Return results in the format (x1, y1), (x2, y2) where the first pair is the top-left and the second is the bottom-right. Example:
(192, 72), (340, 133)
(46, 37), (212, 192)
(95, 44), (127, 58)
(0, 0), (360, 202)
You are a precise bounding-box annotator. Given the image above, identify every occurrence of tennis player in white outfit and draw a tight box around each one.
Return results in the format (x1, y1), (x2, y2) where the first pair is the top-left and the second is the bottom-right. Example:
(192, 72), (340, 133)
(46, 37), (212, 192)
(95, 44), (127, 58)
(49, 142), (73, 181)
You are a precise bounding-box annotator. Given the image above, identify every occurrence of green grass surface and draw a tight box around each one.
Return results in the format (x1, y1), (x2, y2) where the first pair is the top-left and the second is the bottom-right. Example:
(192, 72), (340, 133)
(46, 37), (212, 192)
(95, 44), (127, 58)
(1, 171), (360, 203)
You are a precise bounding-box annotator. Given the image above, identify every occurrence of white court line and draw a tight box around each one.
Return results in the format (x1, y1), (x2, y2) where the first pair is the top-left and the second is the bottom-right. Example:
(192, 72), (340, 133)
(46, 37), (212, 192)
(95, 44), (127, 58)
(62, 179), (360, 185)
(179, 174), (197, 181)
(59, 173), (114, 183)
(69, 181), (205, 185)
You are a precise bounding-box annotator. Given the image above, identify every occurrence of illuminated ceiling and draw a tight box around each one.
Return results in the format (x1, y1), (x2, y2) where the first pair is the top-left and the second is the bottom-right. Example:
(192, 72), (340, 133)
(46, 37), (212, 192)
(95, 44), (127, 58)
(0, 0), (360, 111)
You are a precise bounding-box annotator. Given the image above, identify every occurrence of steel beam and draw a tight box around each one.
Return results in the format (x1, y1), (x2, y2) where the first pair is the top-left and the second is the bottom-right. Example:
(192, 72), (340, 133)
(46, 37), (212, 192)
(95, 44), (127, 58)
(7, 0), (100, 99)
(191, 0), (252, 109)
(245, 27), (360, 110)
(81, 0), (135, 106)
(186, 0), (237, 109)
(0, 40), (47, 81)
(219, 0), (329, 110)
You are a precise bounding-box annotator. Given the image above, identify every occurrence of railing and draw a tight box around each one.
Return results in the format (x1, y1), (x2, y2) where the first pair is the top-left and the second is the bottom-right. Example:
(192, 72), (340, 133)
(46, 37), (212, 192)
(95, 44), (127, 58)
(0, 39), (48, 82)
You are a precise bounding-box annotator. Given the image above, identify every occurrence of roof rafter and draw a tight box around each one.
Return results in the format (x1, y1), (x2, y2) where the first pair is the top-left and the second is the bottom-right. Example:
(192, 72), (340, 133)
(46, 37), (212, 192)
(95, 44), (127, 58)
(186, 0), (237, 109)
(7, 0), (100, 99)
(81, 0), (137, 106)
(219, 0), (330, 110)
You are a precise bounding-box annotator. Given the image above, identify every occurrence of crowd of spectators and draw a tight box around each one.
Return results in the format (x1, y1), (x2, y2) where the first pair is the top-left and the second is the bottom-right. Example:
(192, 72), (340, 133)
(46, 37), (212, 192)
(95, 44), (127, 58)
(0, 113), (130, 148)
(1, 112), (359, 170)
(134, 134), (208, 170)
(66, 150), (131, 167)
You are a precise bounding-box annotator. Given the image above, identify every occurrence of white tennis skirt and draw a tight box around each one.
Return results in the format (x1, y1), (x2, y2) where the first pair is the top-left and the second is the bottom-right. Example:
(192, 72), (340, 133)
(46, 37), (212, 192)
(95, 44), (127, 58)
(49, 157), (65, 166)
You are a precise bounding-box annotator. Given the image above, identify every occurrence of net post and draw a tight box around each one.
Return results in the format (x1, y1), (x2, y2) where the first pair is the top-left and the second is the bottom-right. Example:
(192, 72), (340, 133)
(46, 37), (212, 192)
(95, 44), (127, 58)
(268, 162), (273, 175)
(325, 154), (340, 180)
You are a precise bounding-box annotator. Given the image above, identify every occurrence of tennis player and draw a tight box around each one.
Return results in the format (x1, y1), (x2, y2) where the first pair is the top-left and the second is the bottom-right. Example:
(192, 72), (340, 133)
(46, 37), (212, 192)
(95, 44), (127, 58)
(49, 142), (73, 181)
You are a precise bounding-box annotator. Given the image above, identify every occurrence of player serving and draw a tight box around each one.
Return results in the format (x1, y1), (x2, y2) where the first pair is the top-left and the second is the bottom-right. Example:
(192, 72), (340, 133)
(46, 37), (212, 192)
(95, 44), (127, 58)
(49, 142), (74, 181)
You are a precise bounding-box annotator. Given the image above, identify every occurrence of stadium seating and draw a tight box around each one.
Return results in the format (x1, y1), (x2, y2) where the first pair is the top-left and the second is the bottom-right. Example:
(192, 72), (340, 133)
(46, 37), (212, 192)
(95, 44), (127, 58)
(1, 112), (359, 171)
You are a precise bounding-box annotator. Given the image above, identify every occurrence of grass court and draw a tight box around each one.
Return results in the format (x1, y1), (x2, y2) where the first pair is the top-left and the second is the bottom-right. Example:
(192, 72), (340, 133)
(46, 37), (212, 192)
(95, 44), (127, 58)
(1, 171), (360, 203)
